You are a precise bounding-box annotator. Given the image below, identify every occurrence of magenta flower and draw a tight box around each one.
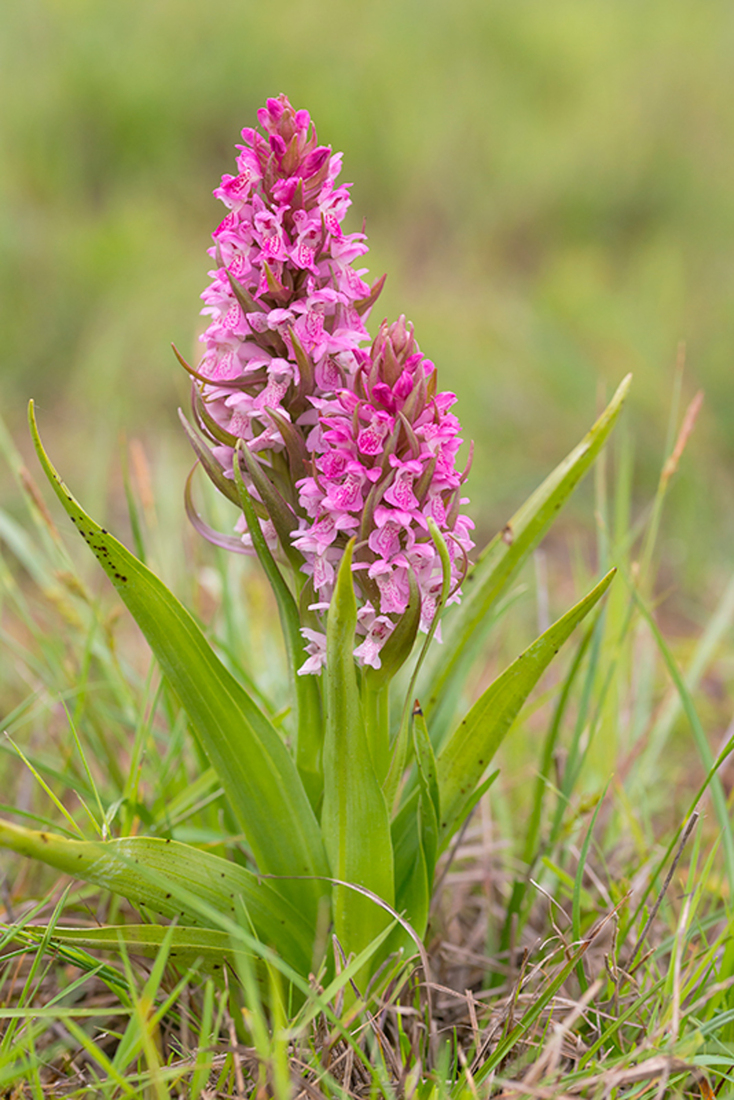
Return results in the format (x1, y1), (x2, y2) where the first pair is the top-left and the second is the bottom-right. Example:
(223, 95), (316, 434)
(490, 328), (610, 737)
(188, 95), (474, 673)
(291, 317), (474, 670)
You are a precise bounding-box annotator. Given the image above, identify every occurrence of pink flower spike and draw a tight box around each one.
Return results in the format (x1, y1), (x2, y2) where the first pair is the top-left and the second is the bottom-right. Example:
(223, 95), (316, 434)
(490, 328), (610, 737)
(187, 95), (474, 672)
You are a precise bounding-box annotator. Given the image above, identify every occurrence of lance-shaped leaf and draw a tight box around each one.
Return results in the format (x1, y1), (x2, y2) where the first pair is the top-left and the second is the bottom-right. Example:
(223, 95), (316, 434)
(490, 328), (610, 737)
(437, 569), (616, 846)
(321, 540), (394, 966)
(420, 375), (631, 747)
(0, 819), (313, 973)
(390, 821), (430, 943)
(19, 924), (256, 973)
(393, 705), (440, 942)
(28, 402), (329, 919)
(233, 443), (323, 806)
(412, 703), (440, 832)
(389, 767), (497, 940)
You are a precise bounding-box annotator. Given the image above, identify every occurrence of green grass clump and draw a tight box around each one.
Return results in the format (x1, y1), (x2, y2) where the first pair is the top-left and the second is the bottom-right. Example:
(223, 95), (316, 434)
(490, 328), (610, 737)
(0, 369), (733, 1097)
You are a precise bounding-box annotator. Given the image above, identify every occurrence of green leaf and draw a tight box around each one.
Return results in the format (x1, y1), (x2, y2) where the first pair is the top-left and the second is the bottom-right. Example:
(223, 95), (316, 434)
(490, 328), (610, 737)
(233, 443), (323, 806)
(437, 569), (616, 846)
(412, 702), (441, 892)
(0, 818), (313, 973)
(412, 702), (440, 826)
(390, 767), (497, 939)
(572, 784), (607, 992)
(421, 374), (631, 748)
(322, 540), (394, 967)
(400, 706), (440, 941)
(391, 822), (430, 942)
(21, 923), (258, 972)
(28, 402), (329, 920)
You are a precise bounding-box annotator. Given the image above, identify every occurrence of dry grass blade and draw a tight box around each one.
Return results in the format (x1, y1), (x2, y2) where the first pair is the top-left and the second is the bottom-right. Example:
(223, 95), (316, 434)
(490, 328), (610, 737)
(566, 1055), (694, 1093)
(626, 811), (699, 975)
(522, 979), (602, 1087)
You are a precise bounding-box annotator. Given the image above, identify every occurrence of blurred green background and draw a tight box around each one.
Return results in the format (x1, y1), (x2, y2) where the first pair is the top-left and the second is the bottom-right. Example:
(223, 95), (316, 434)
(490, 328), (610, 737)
(1, 0), (732, 583)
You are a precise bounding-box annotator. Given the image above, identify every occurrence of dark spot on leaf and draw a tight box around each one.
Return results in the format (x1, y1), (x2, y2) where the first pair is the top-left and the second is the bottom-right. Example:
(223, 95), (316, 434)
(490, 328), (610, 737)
(165, 893), (171, 899)
(40, 833), (48, 843)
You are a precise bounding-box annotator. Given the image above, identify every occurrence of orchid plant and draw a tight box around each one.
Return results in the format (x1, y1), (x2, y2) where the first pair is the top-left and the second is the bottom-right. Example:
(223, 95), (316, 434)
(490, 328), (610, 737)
(1, 96), (628, 999)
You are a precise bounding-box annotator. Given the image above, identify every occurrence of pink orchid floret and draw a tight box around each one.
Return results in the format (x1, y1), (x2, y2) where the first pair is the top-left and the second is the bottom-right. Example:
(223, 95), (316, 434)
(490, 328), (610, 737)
(190, 95), (474, 673)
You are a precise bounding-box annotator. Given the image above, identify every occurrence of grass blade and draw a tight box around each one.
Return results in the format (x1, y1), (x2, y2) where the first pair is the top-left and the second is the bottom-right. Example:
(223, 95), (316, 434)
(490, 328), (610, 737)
(626, 571), (734, 897)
